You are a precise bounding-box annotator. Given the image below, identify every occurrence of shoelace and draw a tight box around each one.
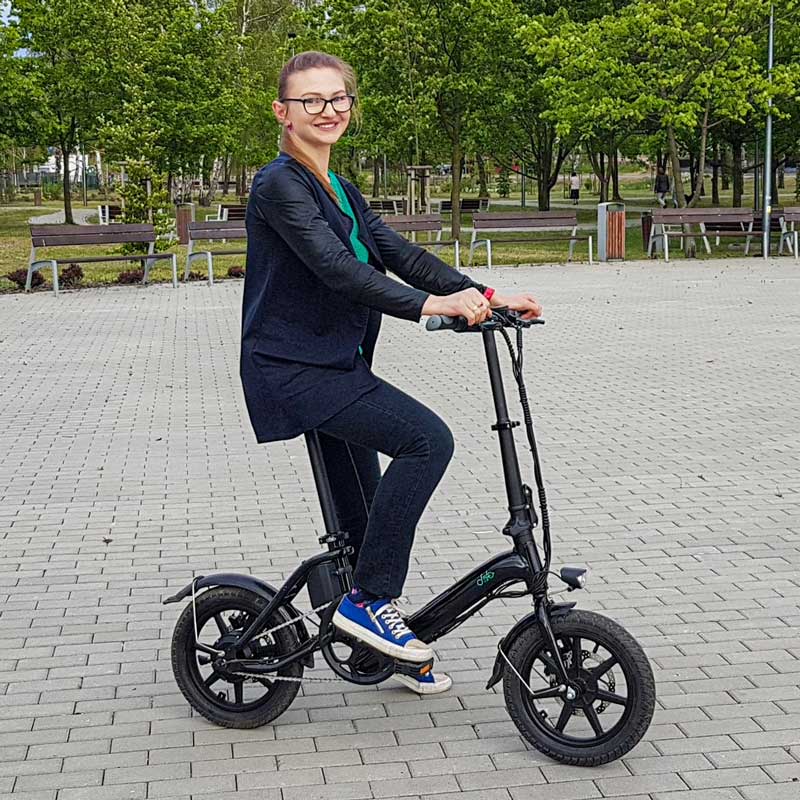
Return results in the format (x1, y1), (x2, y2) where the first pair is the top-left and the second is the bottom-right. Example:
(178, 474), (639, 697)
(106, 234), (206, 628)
(377, 602), (413, 638)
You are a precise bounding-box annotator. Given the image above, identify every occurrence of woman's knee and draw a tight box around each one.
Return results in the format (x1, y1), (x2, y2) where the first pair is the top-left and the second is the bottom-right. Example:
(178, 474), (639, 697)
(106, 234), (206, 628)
(408, 412), (454, 469)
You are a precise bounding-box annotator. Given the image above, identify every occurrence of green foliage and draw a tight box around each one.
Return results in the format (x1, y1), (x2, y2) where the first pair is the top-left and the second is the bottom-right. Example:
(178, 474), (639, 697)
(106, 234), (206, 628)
(497, 168), (511, 198)
(118, 160), (173, 251)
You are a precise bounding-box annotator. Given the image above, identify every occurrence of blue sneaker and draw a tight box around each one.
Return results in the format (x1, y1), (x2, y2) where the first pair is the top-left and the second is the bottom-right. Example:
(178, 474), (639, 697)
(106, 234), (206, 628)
(392, 670), (452, 694)
(333, 594), (433, 663)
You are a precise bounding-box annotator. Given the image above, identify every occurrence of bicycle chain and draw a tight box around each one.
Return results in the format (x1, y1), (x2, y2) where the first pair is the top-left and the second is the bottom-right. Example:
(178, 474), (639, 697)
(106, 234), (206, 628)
(201, 599), (347, 685)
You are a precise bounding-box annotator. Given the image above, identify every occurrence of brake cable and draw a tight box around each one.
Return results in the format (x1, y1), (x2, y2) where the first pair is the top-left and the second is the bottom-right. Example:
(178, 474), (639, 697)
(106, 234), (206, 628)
(497, 320), (552, 576)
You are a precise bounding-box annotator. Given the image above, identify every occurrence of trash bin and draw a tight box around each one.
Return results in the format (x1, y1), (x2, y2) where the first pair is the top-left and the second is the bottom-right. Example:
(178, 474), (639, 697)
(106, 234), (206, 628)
(597, 202), (625, 261)
(175, 202), (195, 245)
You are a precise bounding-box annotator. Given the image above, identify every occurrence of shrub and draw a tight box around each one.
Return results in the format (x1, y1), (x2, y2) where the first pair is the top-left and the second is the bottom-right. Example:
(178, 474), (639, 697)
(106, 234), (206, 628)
(186, 270), (204, 281)
(6, 269), (42, 289)
(60, 264), (83, 288)
(117, 269), (144, 284)
(227, 266), (245, 278)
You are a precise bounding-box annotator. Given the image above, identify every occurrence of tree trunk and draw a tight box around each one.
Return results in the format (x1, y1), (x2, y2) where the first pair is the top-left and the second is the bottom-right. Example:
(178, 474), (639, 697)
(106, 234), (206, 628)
(611, 148), (622, 201)
(536, 171), (550, 210)
(777, 156), (785, 189)
(689, 109), (710, 206)
(712, 141), (720, 205)
(732, 141), (744, 207)
(222, 155), (231, 196)
(721, 145), (730, 191)
(587, 150), (609, 203)
(450, 134), (463, 249)
(667, 125), (685, 208)
(372, 158), (380, 197)
(476, 153), (489, 199)
(60, 141), (74, 225)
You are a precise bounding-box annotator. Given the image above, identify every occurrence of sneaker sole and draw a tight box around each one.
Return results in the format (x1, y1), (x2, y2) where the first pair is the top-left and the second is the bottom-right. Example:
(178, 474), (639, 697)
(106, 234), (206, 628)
(391, 673), (452, 694)
(332, 611), (433, 663)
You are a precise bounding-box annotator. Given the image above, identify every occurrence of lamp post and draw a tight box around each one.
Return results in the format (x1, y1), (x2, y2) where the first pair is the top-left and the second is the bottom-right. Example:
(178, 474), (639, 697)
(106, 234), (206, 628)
(762, 3), (774, 260)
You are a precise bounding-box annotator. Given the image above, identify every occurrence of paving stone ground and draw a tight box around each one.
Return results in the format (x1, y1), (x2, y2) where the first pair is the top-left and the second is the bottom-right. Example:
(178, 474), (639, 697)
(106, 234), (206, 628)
(1, 258), (799, 800)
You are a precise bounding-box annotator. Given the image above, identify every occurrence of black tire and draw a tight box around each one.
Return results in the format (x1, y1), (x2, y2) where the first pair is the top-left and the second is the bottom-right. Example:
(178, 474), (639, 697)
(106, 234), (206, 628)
(171, 587), (303, 728)
(503, 609), (655, 766)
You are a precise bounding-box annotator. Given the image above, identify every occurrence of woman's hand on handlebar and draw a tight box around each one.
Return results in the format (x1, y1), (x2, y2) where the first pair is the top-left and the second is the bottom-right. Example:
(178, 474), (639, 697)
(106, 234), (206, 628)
(488, 291), (543, 321)
(421, 288), (492, 326)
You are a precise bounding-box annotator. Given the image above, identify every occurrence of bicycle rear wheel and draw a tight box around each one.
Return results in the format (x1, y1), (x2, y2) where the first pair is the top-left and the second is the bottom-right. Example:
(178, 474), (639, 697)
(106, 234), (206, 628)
(171, 586), (303, 728)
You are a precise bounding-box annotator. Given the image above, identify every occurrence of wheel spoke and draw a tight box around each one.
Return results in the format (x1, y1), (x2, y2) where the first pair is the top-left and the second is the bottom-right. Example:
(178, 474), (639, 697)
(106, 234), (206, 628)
(596, 688), (628, 706)
(528, 686), (563, 700)
(590, 655), (617, 679)
(555, 702), (574, 732)
(234, 680), (244, 705)
(203, 672), (221, 689)
(214, 613), (230, 635)
(584, 702), (605, 735)
(571, 636), (582, 672)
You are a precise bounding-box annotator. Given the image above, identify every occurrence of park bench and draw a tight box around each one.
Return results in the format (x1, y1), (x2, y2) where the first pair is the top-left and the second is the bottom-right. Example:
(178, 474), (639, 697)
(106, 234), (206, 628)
(382, 214), (460, 264)
(368, 198), (402, 215)
(779, 207), (799, 260)
(468, 211), (593, 268)
(433, 198), (490, 214)
(28, 223), (178, 295)
(97, 204), (123, 224)
(186, 220), (247, 285)
(648, 208), (754, 261)
(205, 203), (247, 222)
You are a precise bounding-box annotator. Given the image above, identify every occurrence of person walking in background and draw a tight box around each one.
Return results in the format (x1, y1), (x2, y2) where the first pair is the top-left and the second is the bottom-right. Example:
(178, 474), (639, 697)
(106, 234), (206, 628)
(569, 172), (580, 205)
(654, 167), (670, 208)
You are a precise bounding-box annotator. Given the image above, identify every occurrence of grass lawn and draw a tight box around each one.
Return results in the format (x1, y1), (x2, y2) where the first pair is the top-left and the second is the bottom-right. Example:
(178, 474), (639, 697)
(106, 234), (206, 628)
(2, 174), (797, 294)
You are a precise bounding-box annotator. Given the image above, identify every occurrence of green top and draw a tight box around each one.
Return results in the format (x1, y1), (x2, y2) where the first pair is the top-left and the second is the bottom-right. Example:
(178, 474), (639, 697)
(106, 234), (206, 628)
(328, 170), (370, 263)
(328, 170), (368, 357)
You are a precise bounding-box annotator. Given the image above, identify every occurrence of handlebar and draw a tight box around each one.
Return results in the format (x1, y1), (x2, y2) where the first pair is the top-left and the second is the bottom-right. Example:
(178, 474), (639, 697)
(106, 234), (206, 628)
(426, 308), (545, 333)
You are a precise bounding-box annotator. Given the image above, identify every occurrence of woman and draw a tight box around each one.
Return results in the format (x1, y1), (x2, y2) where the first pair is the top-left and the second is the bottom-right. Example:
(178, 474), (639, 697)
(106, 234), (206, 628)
(241, 51), (542, 694)
(654, 166), (670, 208)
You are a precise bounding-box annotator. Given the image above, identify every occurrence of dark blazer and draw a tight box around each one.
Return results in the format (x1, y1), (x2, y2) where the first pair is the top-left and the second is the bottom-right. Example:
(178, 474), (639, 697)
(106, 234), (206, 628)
(240, 153), (486, 443)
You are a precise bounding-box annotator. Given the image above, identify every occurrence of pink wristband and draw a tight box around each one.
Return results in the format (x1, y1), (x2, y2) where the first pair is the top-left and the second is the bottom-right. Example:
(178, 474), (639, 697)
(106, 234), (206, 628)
(483, 287), (495, 301)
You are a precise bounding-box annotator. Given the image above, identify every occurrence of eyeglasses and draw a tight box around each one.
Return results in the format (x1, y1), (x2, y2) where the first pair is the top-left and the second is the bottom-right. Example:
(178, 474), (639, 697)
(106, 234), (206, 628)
(279, 94), (356, 115)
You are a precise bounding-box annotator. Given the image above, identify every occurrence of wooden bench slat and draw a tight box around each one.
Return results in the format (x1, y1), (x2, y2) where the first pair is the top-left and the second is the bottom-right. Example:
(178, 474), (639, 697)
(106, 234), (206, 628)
(53, 253), (175, 265)
(32, 232), (156, 246)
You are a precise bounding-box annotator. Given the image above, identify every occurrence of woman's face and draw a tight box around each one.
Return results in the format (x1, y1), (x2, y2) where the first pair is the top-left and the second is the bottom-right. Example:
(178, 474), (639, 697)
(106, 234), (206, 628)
(273, 67), (351, 150)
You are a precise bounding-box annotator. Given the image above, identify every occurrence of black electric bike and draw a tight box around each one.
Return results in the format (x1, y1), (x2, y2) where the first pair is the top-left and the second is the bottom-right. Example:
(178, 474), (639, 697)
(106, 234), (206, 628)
(165, 309), (655, 766)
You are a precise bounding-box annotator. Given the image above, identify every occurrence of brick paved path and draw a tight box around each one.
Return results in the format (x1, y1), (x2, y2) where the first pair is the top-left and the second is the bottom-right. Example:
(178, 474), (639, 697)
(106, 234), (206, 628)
(1, 259), (799, 800)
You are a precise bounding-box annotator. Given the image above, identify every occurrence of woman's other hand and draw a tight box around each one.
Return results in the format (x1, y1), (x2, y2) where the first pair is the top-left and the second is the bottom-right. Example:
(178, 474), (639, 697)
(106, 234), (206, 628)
(489, 291), (542, 320)
(421, 288), (492, 326)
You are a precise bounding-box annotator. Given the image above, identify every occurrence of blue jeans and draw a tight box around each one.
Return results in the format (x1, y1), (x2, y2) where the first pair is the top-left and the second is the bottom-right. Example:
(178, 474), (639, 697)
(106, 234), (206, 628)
(316, 379), (454, 598)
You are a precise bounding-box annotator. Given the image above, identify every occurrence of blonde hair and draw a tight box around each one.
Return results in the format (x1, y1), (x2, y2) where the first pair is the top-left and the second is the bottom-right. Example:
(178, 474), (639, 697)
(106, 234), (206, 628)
(278, 51), (360, 201)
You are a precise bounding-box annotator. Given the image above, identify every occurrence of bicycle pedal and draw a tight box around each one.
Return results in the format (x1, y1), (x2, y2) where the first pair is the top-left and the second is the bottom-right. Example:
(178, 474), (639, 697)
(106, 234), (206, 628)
(393, 657), (435, 678)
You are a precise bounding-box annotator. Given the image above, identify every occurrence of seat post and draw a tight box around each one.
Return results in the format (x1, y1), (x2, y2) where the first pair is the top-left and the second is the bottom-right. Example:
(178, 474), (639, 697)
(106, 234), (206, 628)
(304, 430), (341, 536)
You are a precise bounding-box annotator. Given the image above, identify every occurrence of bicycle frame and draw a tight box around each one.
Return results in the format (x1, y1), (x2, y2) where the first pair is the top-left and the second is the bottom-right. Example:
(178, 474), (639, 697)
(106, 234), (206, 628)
(166, 315), (571, 684)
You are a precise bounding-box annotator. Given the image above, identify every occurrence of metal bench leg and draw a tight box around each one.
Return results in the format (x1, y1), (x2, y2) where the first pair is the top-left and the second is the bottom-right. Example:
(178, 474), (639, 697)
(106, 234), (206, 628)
(207, 253), (214, 286)
(486, 240), (492, 270)
(588, 235), (593, 266)
(454, 239), (460, 267)
(795, 230), (798, 262)
(171, 254), (178, 288)
(185, 241), (194, 281)
(664, 232), (670, 262)
(700, 224), (711, 254)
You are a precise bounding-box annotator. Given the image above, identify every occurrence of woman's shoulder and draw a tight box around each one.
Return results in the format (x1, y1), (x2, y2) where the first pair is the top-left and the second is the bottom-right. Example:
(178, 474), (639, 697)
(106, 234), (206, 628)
(252, 154), (313, 197)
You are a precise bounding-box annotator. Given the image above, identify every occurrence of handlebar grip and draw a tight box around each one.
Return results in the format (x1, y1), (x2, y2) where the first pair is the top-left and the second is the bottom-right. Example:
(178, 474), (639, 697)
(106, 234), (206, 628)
(425, 315), (469, 332)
